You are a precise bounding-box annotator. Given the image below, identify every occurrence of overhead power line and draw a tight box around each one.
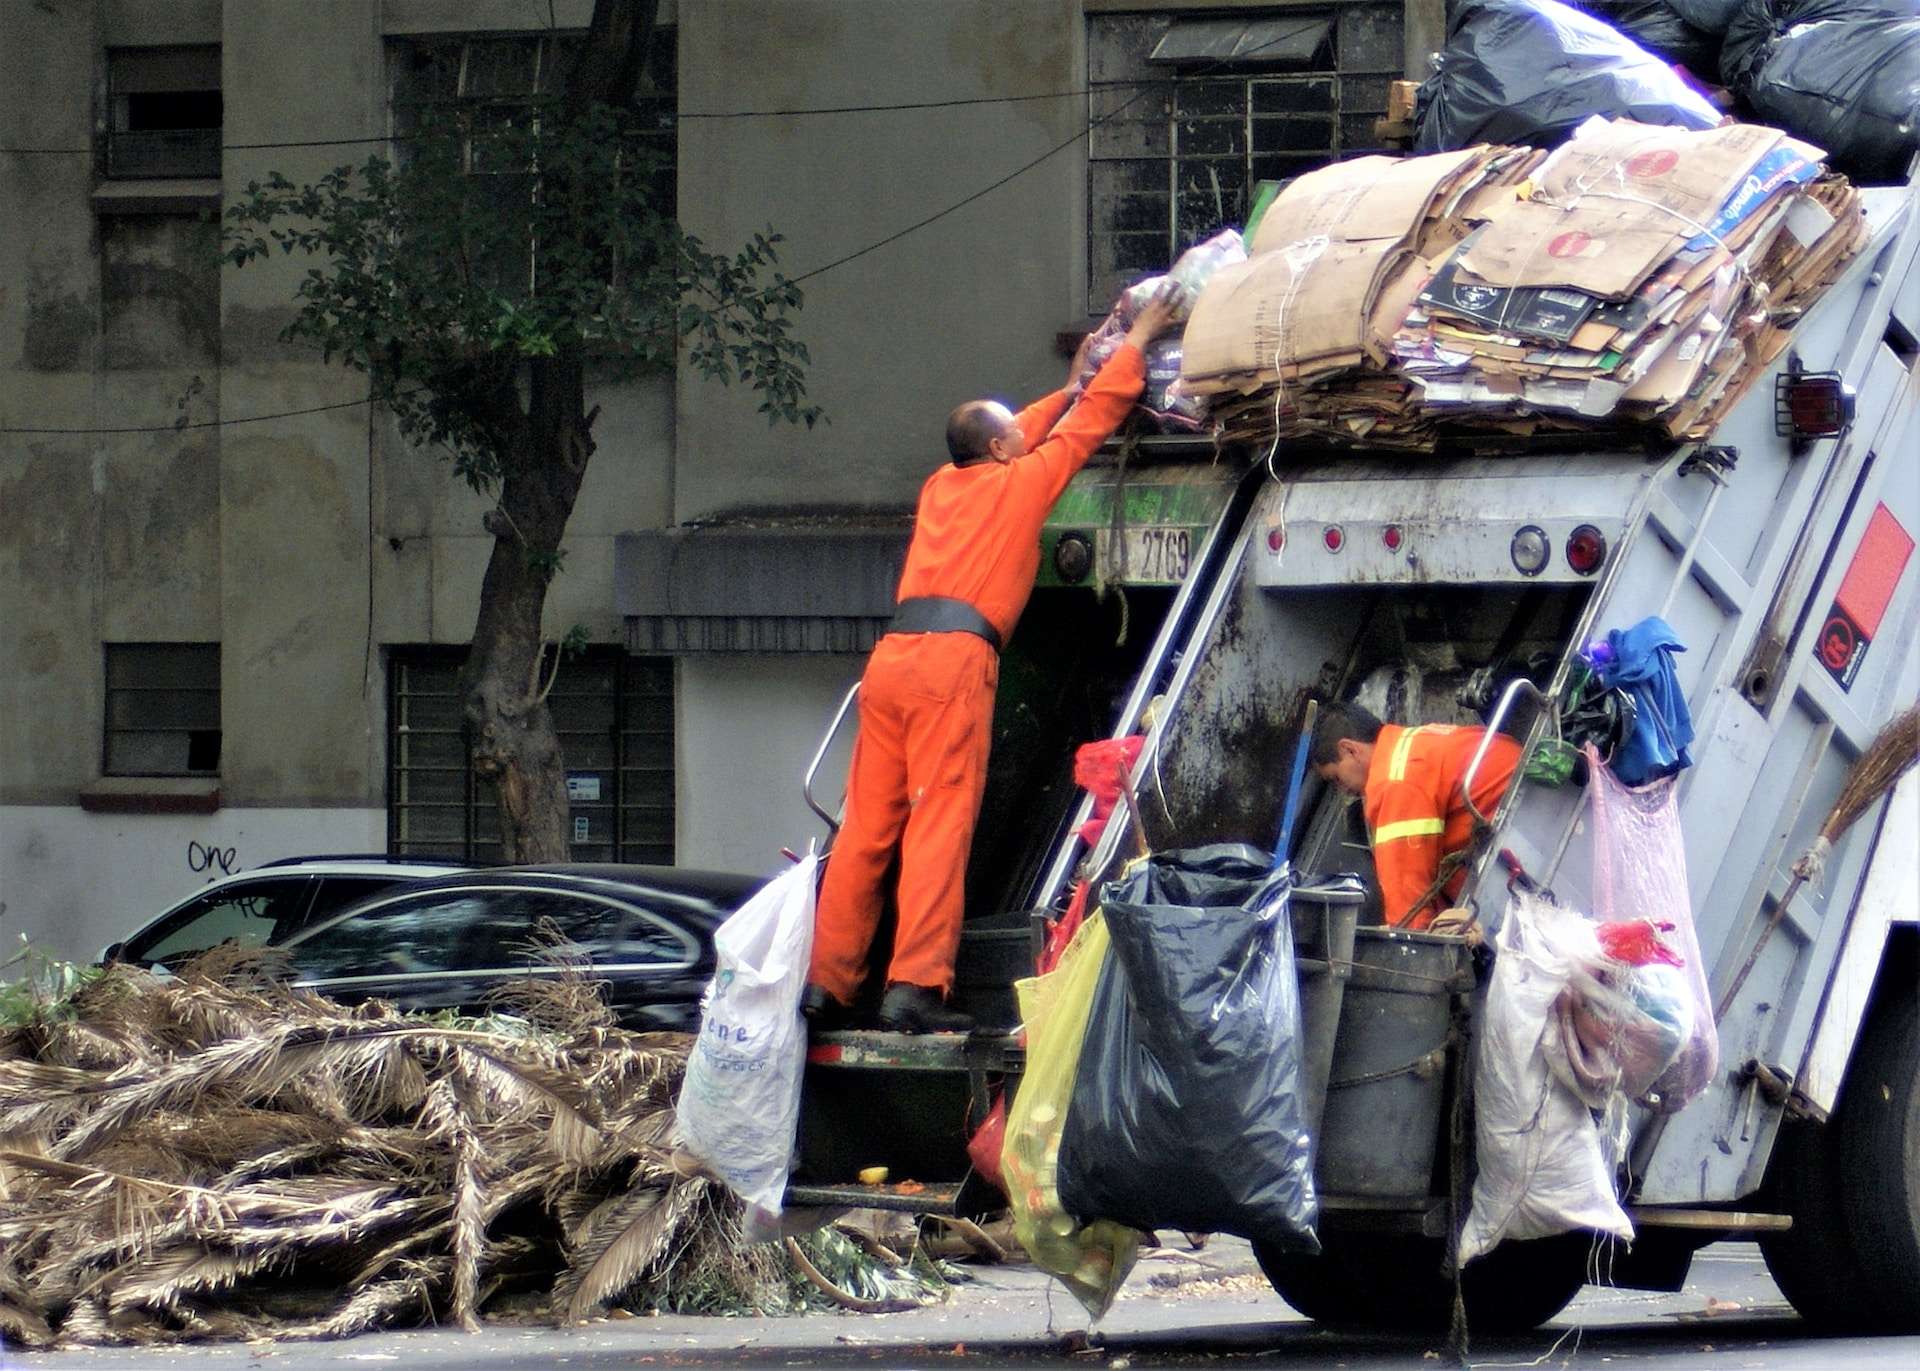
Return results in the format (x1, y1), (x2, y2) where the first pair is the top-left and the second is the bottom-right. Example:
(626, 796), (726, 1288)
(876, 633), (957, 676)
(2, 31), (1302, 434)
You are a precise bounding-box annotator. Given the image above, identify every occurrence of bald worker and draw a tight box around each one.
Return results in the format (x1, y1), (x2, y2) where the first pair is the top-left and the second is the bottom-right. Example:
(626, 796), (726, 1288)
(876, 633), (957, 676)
(805, 287), (1182, 1033)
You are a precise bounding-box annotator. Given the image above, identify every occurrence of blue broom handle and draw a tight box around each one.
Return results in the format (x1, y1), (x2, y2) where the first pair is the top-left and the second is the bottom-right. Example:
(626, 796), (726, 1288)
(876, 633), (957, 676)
(1271, 699), (1319, 873)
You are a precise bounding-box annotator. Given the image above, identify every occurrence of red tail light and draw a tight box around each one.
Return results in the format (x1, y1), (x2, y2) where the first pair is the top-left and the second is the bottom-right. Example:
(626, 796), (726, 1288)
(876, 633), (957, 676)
(1267, 526), (1286, 553)
(1323, 525), (1345, 552)
(1775, 370), (1855, 440)
(1566, 524), (1607, 575)
(1382, 525), (1404, 552)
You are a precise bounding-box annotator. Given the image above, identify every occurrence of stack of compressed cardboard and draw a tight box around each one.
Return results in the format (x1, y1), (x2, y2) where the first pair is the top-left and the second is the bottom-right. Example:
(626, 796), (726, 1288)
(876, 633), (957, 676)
(1182, 117), (1867, 451)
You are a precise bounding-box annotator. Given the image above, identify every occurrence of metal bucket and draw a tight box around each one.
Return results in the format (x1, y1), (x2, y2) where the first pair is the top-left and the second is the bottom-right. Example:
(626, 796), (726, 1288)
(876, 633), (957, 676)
(1289, 877), (1365, 1139)
(1311, 927), (1469, 1200)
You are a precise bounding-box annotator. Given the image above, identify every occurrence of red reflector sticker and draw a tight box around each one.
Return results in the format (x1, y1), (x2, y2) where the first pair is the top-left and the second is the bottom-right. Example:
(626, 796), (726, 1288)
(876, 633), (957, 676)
(1817, 503), (1914, 690)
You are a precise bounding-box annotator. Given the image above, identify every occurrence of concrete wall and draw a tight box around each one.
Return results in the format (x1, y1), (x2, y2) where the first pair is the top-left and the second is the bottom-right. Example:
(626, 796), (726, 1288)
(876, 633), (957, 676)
(674, 0), (1088, 521)
(0, 806), (384, 965)
(675, 655), (861, 877)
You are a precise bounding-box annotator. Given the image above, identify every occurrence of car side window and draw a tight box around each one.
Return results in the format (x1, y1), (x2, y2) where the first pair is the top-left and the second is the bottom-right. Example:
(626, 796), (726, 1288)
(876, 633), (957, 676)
(609, 909), (696, 966)
(307, 876), (404, 927)
(127, 878), (316, 965)
(290, 894), (488, 980)
(456, 891), (627, 970)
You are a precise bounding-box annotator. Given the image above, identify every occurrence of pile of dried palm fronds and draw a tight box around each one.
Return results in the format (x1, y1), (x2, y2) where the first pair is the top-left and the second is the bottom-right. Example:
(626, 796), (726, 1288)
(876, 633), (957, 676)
(0, 946), (947, 1350)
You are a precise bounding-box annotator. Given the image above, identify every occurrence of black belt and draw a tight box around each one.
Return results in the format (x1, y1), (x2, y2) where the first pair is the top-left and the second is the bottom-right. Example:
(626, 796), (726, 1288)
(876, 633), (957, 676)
(888, 596), (1003, 652)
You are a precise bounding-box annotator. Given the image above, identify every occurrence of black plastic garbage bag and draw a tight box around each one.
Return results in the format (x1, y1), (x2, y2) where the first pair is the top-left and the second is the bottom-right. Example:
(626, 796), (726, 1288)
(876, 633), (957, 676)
(1055, 844), (1319, 1253)
(1669, 0), (1746, 25)
(1721, 0), (1916, 93)
(1749, 17), (1920, 180)
(1416, 0), (1722, 152)
(1578, 1), (1721, 77)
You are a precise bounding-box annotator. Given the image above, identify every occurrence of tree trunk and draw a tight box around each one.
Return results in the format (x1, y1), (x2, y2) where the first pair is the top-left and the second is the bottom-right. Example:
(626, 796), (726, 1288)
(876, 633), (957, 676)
(459, 0), (657, 864)
(463, 355), (593, 863)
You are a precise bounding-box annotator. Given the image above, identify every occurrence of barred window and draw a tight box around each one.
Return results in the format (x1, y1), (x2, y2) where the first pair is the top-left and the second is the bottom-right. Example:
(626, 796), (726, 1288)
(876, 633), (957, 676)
(103, 643), (221, 777)
(1087, 6), (1402, 312)
(387, 648), (674, 864)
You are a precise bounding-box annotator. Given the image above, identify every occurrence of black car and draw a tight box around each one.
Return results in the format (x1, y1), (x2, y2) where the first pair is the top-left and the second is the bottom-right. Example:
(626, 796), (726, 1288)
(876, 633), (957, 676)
(279, 865), (764, 1032)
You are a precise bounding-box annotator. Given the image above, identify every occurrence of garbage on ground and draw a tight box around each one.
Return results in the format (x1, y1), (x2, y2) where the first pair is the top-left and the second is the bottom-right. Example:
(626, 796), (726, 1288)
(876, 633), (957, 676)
(1414, 0), (1721, 154)
(0, 946), (939, 1350)
(1180, 116), (1866, 451)
(1077, 229), (1246, 430)
(1056, 845), (1319, 1257)
(1000, 912), (1142, 1319)
(1585, 745), (1718, 1110)
(1458, 888), (1636, 1264)
(674, 853), (817, 1244)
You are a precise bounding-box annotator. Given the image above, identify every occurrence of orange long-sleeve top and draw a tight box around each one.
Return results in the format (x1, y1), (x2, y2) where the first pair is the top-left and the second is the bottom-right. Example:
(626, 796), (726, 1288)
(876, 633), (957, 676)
(893, 344), (1148, 643)
(1363, 723), (1522, 930)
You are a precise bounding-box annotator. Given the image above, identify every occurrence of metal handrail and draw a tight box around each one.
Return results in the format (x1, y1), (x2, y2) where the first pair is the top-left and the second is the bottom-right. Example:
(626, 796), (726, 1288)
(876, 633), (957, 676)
(1461, 677), (1548, 827)
(802, 683), (861, 833)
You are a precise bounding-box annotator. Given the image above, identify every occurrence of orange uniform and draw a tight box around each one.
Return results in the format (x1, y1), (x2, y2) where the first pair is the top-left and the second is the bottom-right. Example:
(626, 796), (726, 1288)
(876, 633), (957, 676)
(1363, 723), (1522, 931)
(808, 344), (1149, 1004)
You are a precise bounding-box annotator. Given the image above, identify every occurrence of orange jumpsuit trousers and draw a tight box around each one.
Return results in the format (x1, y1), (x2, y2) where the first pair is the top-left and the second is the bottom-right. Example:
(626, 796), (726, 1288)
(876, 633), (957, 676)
(808, 343), (1149, 1004)
(1363, 723), (1522, 930)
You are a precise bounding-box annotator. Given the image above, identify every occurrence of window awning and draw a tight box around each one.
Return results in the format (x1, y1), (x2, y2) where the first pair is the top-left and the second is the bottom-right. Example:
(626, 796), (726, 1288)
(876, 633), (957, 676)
(1147, 16), (1332, 68)
(616, 525), (911, 655)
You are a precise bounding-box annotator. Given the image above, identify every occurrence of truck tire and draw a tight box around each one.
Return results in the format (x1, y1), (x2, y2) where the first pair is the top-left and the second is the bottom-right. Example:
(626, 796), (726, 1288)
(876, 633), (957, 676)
(1255, 1230), (1590, 1333)
(1836, 986), (1920, 1330)
(1761, 982), (1920, 1331)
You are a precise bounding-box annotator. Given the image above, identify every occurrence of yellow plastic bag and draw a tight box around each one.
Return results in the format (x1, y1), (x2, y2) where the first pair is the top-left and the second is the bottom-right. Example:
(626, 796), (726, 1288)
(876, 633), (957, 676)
(1001, 910), (1142, 1318)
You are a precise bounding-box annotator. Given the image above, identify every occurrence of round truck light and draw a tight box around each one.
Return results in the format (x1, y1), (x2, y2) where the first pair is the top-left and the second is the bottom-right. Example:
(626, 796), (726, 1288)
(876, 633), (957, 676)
(1382, 524), (1404, 552)
(1053, 531), (1093, 584)
(1323, 525), (1345, 553)
(1511, 525), (1550, 577)
(1566, 524), (1608, 575)
(1267, 526), (1286, 553)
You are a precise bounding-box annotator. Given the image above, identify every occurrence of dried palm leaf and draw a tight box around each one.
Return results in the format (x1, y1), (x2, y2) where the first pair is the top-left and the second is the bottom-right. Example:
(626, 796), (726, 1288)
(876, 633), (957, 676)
(103, 1244), (278, 1315)
(558, 1174), (704, 1323)
(418, 1076), (489, 1331)
(0, 1294), (55, 1347)
(347, 1213), (453, 1287)
(438, 1041), (603, 1165)
(276, 1274), (433, 1341)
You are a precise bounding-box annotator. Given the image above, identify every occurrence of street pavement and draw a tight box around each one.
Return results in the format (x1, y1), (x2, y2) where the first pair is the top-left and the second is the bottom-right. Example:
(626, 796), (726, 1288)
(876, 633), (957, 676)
(5, 1240), (1916, 1370)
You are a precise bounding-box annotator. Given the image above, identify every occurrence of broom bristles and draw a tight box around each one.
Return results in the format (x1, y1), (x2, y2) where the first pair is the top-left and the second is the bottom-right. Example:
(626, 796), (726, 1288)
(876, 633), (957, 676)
(1822, 703), (1919, 841)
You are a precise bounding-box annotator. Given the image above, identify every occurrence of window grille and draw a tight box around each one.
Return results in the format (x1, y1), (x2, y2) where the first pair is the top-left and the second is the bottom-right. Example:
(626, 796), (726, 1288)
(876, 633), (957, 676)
(1086, 6), (1402, 312)
(388, 648), (675, 864)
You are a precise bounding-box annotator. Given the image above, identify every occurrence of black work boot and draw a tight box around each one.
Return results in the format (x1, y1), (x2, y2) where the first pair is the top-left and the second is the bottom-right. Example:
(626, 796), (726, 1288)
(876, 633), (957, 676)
(877, 983), (975, 1035)
(800, 984), (852, 1031)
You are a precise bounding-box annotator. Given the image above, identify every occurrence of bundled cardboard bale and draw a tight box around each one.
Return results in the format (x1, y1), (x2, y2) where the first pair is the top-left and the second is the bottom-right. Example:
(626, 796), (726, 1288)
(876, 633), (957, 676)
(1185, 117), (1868, 451)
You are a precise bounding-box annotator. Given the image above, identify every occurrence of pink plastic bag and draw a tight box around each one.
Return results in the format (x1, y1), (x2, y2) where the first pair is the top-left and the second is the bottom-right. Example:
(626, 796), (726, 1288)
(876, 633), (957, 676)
(1585, 747), (1718, 1112)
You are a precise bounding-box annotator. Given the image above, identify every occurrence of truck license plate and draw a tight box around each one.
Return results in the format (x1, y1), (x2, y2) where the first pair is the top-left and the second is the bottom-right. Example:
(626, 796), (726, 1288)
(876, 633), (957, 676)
(1105, 526), (1194, 583)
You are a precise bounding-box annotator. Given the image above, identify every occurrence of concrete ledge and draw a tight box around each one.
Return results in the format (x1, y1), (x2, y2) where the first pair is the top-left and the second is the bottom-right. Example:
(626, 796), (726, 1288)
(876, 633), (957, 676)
(91, 180), (223, 215)
(77, 778), (223, 815)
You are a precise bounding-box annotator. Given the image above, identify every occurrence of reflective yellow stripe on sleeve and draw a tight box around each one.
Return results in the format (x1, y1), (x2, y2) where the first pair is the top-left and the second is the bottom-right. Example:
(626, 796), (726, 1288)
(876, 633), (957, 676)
(1373, 817), (1446, 845)
(1387, 727), (1421, 782)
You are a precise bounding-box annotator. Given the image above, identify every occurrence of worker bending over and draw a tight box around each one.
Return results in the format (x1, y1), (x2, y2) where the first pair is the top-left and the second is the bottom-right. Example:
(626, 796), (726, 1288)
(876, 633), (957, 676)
(1309, 701), (1522, 933)
(805, 288), (1183, 1034)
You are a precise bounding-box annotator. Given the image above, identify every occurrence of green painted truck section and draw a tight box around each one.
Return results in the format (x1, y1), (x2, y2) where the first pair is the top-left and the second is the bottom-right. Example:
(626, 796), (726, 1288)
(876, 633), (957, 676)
(1037, 462), (1239, 588)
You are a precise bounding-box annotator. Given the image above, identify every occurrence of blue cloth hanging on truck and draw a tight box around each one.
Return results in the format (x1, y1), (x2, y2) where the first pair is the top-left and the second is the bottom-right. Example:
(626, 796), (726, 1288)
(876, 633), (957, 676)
(1589, 616), (1695, 785)
(1055, 844), (1320, 1254)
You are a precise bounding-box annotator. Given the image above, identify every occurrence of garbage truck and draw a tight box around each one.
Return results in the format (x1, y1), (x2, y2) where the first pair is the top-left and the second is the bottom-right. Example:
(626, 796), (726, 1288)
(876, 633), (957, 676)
(784, 159), (1920, 1333)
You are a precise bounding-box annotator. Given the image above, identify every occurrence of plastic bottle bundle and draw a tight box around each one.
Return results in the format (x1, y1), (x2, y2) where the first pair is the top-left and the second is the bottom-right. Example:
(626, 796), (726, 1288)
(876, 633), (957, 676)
(1075, 228), (1247, 428)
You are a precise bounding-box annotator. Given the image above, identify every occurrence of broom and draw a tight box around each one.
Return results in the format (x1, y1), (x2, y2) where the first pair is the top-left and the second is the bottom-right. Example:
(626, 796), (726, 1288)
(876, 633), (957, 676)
(1714, 702), (1919, 1021)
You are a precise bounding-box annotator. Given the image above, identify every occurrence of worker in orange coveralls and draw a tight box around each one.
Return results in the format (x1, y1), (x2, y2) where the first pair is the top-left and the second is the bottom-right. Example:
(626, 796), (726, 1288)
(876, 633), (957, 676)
(803, 288), (1184, 1034)
(1309, 700), (1522, 935)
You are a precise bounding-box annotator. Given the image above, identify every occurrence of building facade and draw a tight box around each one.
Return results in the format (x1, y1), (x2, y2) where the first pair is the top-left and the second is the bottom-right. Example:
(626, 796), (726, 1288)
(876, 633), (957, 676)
(1, 0), (1431, 961)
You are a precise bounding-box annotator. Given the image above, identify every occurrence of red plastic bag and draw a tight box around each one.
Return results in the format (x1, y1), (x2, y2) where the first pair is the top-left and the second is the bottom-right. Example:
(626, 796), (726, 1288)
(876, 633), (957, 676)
(966, 1092), (1009, 1193)
(1596, 918), (1684, 967)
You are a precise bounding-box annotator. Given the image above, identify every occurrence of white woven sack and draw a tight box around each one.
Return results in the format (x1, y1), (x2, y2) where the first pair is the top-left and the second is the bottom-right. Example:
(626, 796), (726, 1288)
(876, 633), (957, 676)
(674, 853), (817, 1242)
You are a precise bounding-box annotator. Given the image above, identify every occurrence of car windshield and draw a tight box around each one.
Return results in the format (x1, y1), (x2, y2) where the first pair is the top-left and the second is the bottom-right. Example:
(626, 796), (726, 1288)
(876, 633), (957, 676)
(126, 879), (314, 966)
